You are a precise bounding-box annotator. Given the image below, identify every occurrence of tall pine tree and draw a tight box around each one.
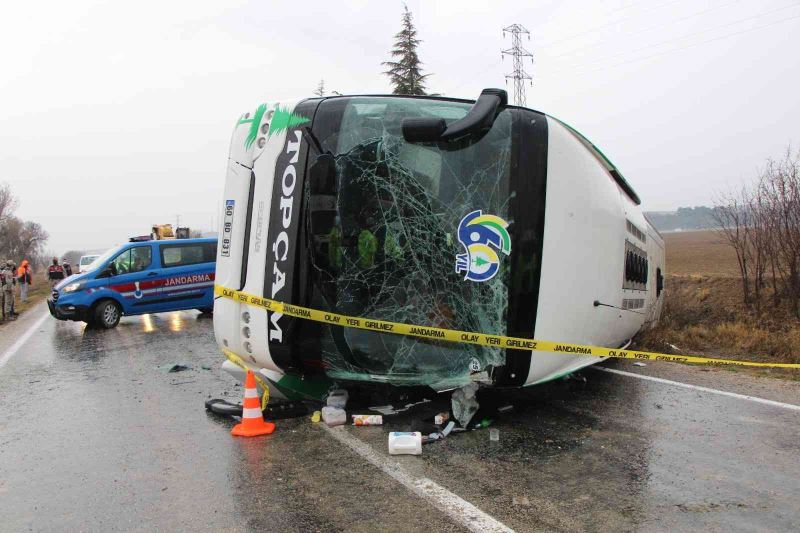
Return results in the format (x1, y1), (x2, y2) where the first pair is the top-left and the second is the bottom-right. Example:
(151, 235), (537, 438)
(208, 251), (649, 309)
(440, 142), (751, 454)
(382, 5), (429, 95)
(313, 79), (325, 97)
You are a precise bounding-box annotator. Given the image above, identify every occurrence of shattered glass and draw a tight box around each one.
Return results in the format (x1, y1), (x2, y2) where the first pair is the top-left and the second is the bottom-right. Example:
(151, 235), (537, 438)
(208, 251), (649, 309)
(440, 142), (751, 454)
(306, 98), (513, 388)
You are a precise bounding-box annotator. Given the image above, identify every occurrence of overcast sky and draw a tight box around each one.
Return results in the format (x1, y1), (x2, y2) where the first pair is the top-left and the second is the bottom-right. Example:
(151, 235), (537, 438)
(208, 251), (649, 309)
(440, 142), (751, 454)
(2, 0), (799, 254)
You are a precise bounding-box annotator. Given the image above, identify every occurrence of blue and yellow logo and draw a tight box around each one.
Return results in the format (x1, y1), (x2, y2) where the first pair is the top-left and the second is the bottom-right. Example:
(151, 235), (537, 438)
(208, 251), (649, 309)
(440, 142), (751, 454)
(455, 210), (511, 282)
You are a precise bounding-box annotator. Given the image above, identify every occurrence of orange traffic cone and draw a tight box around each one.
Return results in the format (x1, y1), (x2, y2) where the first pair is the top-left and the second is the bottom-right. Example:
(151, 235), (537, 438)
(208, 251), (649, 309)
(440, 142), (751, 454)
(231, 370), (276, 437)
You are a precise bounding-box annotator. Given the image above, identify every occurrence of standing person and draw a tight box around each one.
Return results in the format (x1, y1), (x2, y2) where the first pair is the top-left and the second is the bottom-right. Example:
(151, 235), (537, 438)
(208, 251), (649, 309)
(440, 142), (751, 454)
(62, 260), (73, 277)
(48, 257), (65, 289)
(0, 262), (6, 321)
(2, 260), (16, 320)
(17, 259), (32, 303)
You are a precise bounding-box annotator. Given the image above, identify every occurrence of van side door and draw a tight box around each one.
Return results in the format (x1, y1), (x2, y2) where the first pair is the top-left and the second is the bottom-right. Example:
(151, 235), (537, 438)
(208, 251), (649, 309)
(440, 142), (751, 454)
(148, 241), (216, 313)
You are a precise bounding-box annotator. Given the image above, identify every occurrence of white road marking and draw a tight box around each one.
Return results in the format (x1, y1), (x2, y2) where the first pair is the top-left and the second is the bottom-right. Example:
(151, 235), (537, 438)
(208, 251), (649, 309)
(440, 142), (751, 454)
(0, 307), (50, 370)
(596, 366), (800, 412)
(320, 424), (514, 533)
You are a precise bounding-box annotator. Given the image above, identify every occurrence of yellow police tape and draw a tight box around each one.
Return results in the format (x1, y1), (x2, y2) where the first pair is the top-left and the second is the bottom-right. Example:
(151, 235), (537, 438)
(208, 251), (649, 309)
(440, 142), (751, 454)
(222, 348), (270, 410)
(215, 285), (800, 370)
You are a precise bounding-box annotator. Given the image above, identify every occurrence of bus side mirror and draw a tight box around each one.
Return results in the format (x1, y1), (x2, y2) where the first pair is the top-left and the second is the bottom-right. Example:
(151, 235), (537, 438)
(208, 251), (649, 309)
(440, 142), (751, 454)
(402, 88), (508, 143)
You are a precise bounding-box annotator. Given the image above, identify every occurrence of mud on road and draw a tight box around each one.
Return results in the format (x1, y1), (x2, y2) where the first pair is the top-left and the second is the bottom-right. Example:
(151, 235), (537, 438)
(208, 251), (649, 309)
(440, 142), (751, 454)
(1, 305), (799, 532)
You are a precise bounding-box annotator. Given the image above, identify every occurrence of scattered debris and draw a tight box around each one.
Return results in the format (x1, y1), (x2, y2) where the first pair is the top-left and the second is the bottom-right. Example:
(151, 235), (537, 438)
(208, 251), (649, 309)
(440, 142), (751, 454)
(633, 362), (647, 367)
(321, 406), (346, 427)
(564, 373), (587, 385)
(512, 495), (531, 507)
(167, 363), (191, 373)
(326, 389), (348, 409)
(370, 398), (431, 416)
(434, 412), (449, 425)
(205, 398), (241, 416)
(441, 421), (455, 436)
(489, 428), (500, 442)
(475, 418), (491, 429)
(311, 410), (321, 423)
(201, 365), (212, 371)
(388, 431), (422, 455)
(424, 432), (442, 444)
(497, 404), (514, 414)
(206, 399), (309, 420)
(451, 383), (480, 427)
(469, 371), (491, 383)
(352, 414), (383, 426)
(265, 401), (308, 419)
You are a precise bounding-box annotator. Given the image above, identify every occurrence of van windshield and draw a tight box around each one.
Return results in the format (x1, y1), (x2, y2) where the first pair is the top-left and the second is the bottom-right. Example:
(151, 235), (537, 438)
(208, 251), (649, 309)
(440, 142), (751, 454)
(89, 246), (120, 271)
(304, 97), (513, 387)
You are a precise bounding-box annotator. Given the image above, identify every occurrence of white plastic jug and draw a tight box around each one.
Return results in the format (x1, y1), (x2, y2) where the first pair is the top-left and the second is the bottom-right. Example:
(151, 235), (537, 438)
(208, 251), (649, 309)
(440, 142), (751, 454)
(321, 406), (346, 427)
(326, 389), (349, 409)
(388, 432), (422, 455)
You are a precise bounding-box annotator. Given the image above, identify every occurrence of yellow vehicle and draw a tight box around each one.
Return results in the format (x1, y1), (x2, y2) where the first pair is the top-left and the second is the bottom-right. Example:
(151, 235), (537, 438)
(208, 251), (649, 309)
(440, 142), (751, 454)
(151, 224), (176, 240)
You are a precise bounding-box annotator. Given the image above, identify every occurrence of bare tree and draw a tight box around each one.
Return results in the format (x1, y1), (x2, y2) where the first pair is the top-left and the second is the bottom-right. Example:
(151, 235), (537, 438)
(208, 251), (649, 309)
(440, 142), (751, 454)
(0, 183), (19, 224)
(713, 189), (752, 305)
(0, 184), (49, 269)
(714, 146), (800, 316)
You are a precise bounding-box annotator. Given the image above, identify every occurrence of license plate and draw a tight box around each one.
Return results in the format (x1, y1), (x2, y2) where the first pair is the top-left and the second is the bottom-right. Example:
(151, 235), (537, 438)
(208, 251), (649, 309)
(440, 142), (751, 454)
(221, 200), (235, 257)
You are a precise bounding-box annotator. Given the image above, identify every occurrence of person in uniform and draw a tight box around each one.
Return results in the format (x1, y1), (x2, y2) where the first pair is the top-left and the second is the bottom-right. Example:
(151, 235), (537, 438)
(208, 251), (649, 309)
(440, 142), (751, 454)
(17, 259), (32, 303)
(0, 261), (6, 320)
(2, 260), (17, 320)
(48, 257), (65, 289)
(62, 260), (73, 277)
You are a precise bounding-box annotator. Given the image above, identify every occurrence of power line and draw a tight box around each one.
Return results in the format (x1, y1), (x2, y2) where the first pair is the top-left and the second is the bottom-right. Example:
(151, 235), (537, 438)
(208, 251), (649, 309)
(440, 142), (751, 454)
(548, 2), (800, 73)
(544, 11), (800, 79)
(442, 0), (688, 94)
(537, 0), (686, 49)
(501, 24), (534, 106)
(549, 0), (743, 61)
(445, 0), (687, 95)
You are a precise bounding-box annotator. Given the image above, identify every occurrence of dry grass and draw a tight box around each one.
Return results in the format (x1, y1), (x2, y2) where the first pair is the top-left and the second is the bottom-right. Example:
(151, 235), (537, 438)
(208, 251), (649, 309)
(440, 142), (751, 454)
(634, 230), (800, 378)
(635, 275), (800, 379)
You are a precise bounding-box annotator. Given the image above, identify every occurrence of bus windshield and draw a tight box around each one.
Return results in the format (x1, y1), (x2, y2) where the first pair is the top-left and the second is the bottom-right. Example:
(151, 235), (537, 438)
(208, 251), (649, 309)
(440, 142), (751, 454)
(304, 97), (514, 387)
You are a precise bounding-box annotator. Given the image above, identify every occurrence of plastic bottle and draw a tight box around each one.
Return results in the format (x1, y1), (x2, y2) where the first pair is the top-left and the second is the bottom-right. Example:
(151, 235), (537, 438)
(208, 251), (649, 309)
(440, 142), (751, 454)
(388, 432), (422, 455)
(352, 414), (383, 426)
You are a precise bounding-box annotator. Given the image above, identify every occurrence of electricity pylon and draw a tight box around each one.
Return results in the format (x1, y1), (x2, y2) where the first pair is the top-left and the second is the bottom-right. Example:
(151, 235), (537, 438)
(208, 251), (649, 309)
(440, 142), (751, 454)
(502, 24), (534, 107)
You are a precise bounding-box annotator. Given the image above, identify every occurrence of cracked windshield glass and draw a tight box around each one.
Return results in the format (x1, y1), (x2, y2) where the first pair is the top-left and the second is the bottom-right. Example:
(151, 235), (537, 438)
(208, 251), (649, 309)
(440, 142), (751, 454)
(307, 97), (513, 387)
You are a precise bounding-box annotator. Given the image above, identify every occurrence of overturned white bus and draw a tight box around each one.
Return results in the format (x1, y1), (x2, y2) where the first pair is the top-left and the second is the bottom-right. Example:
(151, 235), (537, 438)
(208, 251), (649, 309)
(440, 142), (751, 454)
(213, 89), (664, 398)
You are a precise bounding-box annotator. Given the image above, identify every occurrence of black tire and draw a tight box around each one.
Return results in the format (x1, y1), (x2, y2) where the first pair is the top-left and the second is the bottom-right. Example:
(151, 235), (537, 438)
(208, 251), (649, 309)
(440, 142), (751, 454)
(197, 308), (213, 315)
(205, 399), (243, 417)
(94, 300), (121, 329)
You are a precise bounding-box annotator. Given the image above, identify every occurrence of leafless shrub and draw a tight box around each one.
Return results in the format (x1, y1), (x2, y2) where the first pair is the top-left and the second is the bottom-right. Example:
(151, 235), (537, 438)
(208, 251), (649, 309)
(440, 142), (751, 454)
(713, 147), (800, 316)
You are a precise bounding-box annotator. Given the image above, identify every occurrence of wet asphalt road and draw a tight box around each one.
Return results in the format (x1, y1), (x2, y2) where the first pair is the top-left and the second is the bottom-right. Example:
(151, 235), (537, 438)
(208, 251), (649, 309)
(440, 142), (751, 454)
(1, 304), (799, 532)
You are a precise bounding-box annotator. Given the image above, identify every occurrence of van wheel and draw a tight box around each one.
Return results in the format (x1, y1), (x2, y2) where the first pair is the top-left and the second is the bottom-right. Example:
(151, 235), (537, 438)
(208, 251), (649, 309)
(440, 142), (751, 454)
(94, 300), (121, 329)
